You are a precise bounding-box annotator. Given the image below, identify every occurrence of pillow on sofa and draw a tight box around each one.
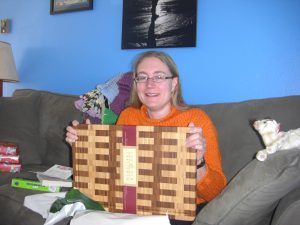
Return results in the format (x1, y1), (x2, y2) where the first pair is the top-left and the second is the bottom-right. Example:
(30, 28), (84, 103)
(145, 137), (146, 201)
(193, 148), (300, 225)
(0, 95), (43, 164)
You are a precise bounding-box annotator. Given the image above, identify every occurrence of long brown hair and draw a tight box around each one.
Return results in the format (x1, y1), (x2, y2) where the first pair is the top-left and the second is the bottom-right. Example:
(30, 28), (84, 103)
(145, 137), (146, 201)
(127, 51), (188, 110)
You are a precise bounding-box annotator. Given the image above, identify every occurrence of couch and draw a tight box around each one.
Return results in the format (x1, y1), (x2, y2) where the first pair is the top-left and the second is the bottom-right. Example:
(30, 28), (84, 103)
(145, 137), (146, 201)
(0, 88), (300, 225)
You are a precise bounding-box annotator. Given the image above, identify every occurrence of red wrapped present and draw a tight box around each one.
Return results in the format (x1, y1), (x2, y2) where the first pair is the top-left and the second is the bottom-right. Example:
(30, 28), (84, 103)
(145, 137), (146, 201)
(0, 154), (20, 164)
(0, 142), (19, 155)
(0, 163), (21, 173)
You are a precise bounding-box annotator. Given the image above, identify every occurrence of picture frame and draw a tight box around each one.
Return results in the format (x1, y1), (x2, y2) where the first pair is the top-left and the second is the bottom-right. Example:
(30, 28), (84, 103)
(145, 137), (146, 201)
(50, 0), (93, 15)
(122, 0), (197, 49)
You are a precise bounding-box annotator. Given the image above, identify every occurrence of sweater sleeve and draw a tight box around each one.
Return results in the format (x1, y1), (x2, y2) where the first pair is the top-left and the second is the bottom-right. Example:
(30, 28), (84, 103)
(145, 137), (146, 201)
(192, 109), (227, 203)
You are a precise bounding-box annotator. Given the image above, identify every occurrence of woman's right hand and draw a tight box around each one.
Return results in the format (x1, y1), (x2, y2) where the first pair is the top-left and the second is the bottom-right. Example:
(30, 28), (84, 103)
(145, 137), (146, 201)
(65, 119), (90, 145)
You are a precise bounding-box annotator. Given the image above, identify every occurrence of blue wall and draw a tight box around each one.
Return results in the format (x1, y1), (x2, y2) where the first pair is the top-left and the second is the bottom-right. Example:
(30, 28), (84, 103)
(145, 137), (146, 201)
(0, 0), (299, 104)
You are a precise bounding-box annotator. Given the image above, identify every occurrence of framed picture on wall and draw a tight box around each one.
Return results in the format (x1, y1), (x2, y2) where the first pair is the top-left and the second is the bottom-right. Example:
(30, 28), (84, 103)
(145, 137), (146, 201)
(122, 0), (197, 49)
(50, 0), (93, 15)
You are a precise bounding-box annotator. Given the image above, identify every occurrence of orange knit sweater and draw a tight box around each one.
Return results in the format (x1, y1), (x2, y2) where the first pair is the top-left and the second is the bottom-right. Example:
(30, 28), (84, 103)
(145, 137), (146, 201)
(117, 105), (227, 204)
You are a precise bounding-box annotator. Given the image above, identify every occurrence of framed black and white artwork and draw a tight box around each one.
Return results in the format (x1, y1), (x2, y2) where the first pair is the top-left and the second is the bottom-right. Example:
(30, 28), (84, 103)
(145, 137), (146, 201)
(122, 0), (197, 49)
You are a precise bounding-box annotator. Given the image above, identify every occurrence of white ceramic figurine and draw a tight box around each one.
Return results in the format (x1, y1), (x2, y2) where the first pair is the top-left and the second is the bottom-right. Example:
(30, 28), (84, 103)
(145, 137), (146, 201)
(253, 119), (300, 161)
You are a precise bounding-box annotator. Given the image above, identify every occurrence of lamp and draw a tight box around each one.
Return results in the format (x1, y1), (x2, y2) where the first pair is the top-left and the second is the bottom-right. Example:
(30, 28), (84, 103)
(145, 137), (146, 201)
(0, 41), (19, 97)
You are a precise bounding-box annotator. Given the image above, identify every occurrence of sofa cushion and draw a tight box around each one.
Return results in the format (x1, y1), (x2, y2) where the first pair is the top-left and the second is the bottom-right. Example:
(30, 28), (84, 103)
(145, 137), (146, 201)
(193, 148), (300, 225)
(37, 91), (83, 166)
(0, 184), (45, 225)
(271, 187), (300, 225)
(13, 89), (83, 166)
(0, 94), (43, 165)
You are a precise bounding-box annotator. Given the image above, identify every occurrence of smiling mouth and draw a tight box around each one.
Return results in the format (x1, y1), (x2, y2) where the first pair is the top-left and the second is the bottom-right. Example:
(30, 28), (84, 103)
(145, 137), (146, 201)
(145, 93), (159, 97)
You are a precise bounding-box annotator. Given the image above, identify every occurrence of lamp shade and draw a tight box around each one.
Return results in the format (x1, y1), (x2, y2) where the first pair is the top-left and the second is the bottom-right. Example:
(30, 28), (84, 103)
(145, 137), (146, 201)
(0, 41), (18, 82)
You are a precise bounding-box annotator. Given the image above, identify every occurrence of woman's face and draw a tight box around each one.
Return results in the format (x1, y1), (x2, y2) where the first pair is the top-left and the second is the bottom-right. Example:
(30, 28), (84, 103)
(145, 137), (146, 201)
(136, 57), (178, 119)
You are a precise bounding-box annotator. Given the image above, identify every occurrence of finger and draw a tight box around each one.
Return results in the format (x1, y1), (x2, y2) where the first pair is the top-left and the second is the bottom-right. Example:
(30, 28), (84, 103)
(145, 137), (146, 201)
(188, 122), (197, 133)
(188, 122), (195, 127)
(72, 120), (79, 126)
(65, 136), (74, 144)
(66, 121), (80, 145)
(86, 119), (91, 124)
(188, 126), (203, 134)
(195, 141), (206, 151)
(65, 133), (77, 144)
(65, 132), (78, 143)
(189, 141), (206, 151)
(66, 130), (78, 140)
(188, 131), (202, 141)
(66, 126), (76, 134)
(186, 134), (206, 150)
(187, 132), (204, 145)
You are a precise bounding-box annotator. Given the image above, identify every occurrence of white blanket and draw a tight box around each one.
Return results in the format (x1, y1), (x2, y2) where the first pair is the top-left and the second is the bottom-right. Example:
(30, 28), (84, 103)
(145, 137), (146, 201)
(71, 210), (171, 225)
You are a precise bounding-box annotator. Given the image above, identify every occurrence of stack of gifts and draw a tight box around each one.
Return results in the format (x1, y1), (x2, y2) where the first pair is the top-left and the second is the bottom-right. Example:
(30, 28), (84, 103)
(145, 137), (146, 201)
(0, 142), (21, 173)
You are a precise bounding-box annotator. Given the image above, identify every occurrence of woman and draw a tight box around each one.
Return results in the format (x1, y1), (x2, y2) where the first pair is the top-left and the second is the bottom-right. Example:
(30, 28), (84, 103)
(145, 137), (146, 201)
(66, 51), (227, 225)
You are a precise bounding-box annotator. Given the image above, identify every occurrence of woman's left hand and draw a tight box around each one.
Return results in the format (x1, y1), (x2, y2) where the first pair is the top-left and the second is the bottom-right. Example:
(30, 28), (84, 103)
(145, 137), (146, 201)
(186, 122), (206, 161)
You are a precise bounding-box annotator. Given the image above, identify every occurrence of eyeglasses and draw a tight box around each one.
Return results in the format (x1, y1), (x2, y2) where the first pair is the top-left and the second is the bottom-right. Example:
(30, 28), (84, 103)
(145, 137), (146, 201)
(134, 72), (174, 83)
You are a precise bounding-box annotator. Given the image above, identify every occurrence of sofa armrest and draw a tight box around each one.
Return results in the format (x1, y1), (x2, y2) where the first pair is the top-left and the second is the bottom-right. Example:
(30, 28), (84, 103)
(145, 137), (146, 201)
(272, 188), (300, 225)
(193, 149), (300, 225)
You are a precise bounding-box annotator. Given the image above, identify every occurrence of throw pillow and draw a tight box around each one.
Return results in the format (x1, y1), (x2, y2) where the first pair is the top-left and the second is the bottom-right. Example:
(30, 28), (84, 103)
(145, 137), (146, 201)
(193, 148), (300, 225)
(0, 95), (42, 164)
